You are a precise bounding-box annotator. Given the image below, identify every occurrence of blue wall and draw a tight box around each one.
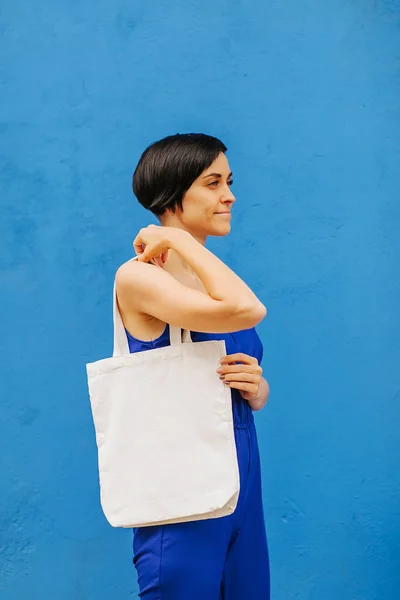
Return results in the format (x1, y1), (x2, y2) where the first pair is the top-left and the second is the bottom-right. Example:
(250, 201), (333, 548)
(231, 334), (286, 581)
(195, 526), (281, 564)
(1, 1), (399, 598)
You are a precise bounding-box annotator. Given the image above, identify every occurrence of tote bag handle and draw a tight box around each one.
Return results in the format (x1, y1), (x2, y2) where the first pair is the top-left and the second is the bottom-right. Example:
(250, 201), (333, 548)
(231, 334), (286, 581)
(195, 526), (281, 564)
(113, 256), (191, 357)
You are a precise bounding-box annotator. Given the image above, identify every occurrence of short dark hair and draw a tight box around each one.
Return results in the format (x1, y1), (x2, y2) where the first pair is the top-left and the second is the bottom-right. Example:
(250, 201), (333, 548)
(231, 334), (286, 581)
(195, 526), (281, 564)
(132, 133), (227, 216)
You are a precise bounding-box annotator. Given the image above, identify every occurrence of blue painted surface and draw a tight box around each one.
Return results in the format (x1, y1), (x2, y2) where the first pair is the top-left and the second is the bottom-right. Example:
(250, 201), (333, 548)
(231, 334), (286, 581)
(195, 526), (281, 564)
(1, 1), (400, 598)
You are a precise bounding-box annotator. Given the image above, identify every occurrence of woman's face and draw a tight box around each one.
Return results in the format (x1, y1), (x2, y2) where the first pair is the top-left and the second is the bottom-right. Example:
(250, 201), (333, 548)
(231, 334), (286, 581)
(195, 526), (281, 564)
(172, 152), (236, 241)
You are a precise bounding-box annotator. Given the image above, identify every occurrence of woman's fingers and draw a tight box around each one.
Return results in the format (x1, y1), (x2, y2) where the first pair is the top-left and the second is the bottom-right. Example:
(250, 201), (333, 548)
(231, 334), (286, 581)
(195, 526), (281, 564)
(224, 381), (259, 394)
(133, 233), (144, 256)
(217, 363), (262, 375)
(222, 371), (259, 383)
(217, 352), (263, 400)
(220, 353), (258, 365)
(217, 360), (262, 389)
(133, 226), (171, 263)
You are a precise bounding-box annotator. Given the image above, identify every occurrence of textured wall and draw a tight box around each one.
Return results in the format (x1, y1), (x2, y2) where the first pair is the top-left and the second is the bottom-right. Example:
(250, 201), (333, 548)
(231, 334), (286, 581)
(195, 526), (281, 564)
(1, 1), (400, 598)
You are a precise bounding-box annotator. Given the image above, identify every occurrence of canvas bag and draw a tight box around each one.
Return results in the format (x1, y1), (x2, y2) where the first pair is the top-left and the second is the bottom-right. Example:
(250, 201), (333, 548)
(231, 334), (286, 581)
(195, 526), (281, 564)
(86, 260), (240, 528)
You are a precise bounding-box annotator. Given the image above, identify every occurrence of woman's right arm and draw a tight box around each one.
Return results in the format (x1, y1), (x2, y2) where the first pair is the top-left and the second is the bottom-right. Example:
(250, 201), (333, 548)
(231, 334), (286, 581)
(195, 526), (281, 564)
(116, 226), (266, 334)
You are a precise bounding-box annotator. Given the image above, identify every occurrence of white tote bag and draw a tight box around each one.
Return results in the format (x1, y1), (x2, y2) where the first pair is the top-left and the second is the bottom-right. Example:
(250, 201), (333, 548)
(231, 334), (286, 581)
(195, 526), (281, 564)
(86, 265), (240, 528)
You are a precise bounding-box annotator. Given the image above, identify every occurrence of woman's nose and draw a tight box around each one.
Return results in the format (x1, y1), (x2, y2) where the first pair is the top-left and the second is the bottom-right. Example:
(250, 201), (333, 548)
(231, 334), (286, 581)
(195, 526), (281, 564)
(221, 187), (236, 203)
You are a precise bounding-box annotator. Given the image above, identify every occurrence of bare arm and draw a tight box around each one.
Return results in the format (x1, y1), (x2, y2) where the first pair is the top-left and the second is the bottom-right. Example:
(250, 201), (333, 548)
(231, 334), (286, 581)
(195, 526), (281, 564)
(116, 226), (266, 334)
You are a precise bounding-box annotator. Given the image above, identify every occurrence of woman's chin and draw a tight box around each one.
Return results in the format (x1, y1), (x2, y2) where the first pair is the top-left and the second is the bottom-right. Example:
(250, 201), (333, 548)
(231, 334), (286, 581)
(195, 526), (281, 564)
(210, 223), (231, 237)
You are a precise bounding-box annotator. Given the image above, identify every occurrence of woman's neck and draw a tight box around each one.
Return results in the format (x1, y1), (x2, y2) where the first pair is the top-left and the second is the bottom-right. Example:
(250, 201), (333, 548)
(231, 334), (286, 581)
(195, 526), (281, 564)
(158, 215), (204, 279)
(159, 214), (207, 246)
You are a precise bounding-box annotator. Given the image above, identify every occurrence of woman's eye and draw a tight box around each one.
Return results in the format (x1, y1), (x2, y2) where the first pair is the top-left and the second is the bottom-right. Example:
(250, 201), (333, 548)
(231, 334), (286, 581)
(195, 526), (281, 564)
(208, 179), (233, 188)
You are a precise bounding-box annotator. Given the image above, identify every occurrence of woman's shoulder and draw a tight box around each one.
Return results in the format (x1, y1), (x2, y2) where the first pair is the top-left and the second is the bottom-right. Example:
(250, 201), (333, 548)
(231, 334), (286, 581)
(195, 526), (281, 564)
(115, 256), (149, 286)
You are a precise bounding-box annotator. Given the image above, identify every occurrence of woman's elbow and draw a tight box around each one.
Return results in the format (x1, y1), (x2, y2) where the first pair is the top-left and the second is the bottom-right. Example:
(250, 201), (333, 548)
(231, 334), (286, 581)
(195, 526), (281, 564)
(237, 301), (267, 329)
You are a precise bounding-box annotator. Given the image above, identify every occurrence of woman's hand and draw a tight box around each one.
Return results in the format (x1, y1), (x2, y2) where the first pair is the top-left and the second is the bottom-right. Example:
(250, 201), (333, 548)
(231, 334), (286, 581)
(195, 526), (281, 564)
(133, 225), (186, 263)
(216, 353), (269, 411)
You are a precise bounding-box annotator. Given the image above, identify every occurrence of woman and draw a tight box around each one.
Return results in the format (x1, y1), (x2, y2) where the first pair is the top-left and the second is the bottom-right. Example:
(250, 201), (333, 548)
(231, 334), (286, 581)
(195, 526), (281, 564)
(116, 133), (270, 599)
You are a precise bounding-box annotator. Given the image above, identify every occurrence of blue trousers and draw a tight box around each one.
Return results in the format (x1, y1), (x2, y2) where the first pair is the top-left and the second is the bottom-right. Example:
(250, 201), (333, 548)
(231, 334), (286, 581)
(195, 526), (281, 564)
(133, 421), (270, 599)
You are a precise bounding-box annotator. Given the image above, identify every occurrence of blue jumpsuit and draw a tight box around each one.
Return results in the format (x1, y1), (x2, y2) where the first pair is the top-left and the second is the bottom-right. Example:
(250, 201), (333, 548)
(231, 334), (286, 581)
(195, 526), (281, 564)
(126, 325), (270, 599)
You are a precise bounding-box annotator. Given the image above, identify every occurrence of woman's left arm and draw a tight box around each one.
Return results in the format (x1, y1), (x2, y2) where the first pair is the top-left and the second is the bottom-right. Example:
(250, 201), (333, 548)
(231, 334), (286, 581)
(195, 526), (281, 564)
(216, 353), (270, 412)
